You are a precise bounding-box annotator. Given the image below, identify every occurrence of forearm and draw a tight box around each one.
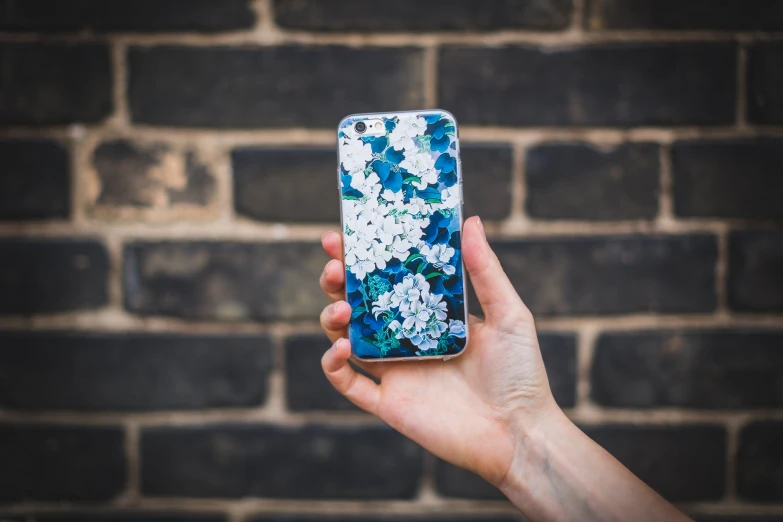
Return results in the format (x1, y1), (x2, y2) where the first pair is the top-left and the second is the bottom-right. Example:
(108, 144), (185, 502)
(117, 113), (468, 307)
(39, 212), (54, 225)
(500, 409), (692, 522)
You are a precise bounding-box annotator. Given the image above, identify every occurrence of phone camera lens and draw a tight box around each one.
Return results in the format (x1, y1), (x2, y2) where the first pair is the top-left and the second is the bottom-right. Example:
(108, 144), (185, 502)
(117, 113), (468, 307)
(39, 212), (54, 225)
(355, 121), (367, 134)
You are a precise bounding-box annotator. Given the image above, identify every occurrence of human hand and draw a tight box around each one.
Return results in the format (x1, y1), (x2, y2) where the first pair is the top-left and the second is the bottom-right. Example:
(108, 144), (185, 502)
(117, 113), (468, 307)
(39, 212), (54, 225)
(318, 215), (559, 486)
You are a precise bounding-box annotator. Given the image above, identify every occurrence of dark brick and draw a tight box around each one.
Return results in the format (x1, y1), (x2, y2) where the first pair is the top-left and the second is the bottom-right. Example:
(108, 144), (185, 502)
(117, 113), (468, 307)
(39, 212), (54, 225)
(140, 424), (423, 499)
(460, 144), (513, 221)
(274, 0), (572, 32)
(435, 459), (505, 500)
(539, 332), (578, 407)
(583, 424), (726, 501)
(0, 331), (272, 411)
(0, 43), (111, 125)
(285, 334), (354, 412)
(473, 235), (717, 316)
(526, 142), (660, 220)
(31, 515), (226, 522)
(738, 421), (783, 501)
(233, 147), (339, 223)
(696, 517), (783, 522)
(92, 140), (216, 213)
(592, 330), (783, 409)
(585, 0), (783, 31)
(439, 44), (736, 127)
(0, 424), (125, 501)
(0, 0), (255, 32)
(672, 139), (783, 220)
(728, 230), (783, 312)
(123, 241), (329, 321)
(0, 139), (69, 220)
(129, 46), (424, 128)
(0, 239), (109, 315)
(748, 43), (783, 125)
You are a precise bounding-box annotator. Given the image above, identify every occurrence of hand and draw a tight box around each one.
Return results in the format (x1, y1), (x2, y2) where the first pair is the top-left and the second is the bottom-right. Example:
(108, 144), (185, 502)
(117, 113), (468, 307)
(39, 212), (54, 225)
(318, 215), (558, 486)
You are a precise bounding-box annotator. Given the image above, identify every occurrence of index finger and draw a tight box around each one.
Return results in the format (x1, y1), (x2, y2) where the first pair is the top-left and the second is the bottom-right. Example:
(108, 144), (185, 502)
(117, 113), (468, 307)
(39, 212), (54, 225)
(321, 231), (343, 261)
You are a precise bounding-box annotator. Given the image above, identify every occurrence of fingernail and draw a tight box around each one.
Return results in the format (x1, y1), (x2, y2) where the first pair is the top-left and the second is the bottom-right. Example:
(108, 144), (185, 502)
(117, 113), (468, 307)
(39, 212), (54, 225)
(334, 301), (347, 315)
(332, 338), (344, 351)
(326, 302), (336, 316)
(323, 262), (330, 278)
(476, 216), (486, 239)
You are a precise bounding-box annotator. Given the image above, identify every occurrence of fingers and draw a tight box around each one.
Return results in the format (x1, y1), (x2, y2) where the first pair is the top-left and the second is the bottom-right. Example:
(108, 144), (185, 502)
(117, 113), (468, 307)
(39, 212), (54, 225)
(461, 216), (531, 325)
(321, 231), (343, 261)
(320, 300), (351, 343)
(322, 338), (381, 415)
(320, 259), (346, 302)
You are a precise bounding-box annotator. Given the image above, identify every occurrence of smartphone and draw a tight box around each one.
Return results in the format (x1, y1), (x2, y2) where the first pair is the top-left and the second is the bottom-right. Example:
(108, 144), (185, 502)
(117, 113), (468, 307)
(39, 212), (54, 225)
(337, 110), (468, 362)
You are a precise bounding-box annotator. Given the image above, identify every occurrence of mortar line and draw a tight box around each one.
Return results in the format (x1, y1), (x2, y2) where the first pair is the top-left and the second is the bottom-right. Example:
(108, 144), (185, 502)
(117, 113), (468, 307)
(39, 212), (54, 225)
(655, 143), (675, 229)
(109, 40), (130, 129)
(715, 226), (731, 315)
(417, 452), (440, 504)
(574, 324), (599, 409)
(119, 420), (141, 504)
(570, 0), (586, 32)
(723, 417), (742, 503)
(423, 44), (438, 108)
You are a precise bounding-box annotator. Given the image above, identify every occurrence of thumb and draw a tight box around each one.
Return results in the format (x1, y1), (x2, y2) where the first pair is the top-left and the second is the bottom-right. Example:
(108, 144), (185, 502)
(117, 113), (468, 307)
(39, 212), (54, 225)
(461, 216), (530, 325)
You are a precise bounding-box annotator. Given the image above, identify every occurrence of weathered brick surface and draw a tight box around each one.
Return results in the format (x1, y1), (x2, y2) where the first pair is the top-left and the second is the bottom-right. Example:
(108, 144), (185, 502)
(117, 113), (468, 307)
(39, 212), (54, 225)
(748, 43), (783, 125)
(140, 424), (423, 498)
(92, 140), (216, 215)
(737, 421), (783, 501)
(124, 241), (329, 321)
(22, 515), (226, 522)
(585, 0), (783, 31)
(478, 235), (717, 316)
(285, 333), (354, 412)
(274, 0), (572, 32)
(0, 0), (256, 32)
(526, 142), (660, 220)
(0, 239), (109, 314)
(435, 459), (506, 500)
(439, 44), (736, 127)
(460, 144), (513, 221)
(539, 332), (578, 407)
(0, 43), (111, 125)
(728, 230), (783, 312)
(0, 424), (125, 501)
(0, 332), (273, 411)
(0, 139), (70, 221)
(233, 147), (340, 223)
(583, 424), (726, 501)
(672, 139), (783, 220)
(129, 46), (424, 128)
(592, 330), (783, 409)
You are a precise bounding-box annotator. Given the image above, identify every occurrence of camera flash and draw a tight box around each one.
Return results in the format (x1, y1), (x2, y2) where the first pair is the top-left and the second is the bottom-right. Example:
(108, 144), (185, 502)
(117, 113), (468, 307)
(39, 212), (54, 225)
(375, 122), (382, 129)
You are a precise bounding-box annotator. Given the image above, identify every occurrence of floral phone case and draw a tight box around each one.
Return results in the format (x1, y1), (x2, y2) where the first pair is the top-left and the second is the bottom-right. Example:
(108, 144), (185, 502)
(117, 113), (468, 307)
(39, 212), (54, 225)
(337, 110), (468, 361)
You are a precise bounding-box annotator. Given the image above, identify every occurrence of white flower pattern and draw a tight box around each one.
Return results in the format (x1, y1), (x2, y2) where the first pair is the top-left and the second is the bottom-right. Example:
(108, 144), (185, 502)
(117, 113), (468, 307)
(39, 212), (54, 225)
(339, 112), (466, 357)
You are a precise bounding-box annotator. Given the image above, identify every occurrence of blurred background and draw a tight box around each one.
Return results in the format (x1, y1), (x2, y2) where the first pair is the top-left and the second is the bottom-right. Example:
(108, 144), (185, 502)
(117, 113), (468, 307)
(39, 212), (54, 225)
(1, 0), (782, 521)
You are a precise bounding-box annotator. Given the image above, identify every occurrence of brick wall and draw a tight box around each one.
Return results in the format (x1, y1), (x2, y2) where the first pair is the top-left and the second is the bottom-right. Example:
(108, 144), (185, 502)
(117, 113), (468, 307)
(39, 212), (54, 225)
(0, 1), (782, 521)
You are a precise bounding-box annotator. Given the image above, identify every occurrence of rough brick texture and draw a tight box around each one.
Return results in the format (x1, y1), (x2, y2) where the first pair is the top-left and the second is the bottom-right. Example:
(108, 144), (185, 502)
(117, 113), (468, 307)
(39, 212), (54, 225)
(748, 43), (783, 125)
(738, 421), (783, 502)
(672, 139), (783, 220)
(583, 424), (727, 501)
(1, 1), (782, 520)
(0, 139), (70, 220)
(124, 241), (329, 321)
(0, 424), (126, 501)
(439, 44), (736, 126)
(0, 43), (111, 125)
(592, 330), (783, 409)
(585, 0), (783, 31)
(483, 235), (717, 316)
(728, 230), (783, 312)
(140, 424), (423, 498)
(0, 331), (272, 411)
(233, 147), (340, 223)
(0, 239), (109, 314)
(274, 0), (572, 32)
(0, 0), (256, 32)
(526, 142), (660, 220)
(92, 140), (216, 215)
(129, 46), (424, 128)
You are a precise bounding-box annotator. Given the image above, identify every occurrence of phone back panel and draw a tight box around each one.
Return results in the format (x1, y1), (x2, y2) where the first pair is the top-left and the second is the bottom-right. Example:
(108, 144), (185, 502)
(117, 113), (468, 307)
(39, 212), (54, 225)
(337, 110), (467, 361)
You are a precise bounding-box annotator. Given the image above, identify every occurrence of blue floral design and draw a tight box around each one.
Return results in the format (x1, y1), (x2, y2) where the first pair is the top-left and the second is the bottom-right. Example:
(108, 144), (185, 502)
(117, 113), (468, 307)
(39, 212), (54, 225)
(338, 111), (467, 359)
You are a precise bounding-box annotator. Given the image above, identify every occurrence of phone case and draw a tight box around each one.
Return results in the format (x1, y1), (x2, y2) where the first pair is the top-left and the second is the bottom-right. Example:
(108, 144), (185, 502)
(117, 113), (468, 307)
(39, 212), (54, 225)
(337, 110), (468, 361)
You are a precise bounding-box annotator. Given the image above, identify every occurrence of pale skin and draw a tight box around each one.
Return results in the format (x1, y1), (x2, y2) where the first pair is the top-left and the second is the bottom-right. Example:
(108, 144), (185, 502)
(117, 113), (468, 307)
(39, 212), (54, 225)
(319, 215), (693, 522)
